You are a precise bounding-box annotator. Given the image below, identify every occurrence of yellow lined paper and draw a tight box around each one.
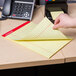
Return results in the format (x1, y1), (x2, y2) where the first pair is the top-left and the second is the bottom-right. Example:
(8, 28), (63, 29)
(17, 40), (71, 58)
(6, 17), (68, 40)
(51, 11), (64, 20)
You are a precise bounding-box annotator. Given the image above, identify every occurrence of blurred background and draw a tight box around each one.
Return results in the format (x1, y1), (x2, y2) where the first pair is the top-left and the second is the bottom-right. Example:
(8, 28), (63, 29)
(0, 0), (76, 7)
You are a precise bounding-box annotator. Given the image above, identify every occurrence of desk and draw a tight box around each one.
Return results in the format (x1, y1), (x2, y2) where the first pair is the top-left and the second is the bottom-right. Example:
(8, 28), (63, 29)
(0, 4), (76, 70)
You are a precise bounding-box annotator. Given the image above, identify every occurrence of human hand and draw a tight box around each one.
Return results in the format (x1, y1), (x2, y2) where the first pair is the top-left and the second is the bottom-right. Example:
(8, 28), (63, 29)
(53, 13), (75, 30)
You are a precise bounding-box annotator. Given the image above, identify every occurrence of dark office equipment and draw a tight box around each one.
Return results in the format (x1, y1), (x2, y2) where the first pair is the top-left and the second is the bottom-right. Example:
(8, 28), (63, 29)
(36, 0), (45, 5)
(45, 0), (68, 21)
(40, 0), (45, 5)
(0, 0), (5, 7)
(0, 0), (35, 21)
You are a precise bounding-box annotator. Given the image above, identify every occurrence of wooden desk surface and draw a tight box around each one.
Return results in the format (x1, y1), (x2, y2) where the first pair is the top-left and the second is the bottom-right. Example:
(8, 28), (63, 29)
(0, 4), (76, 70)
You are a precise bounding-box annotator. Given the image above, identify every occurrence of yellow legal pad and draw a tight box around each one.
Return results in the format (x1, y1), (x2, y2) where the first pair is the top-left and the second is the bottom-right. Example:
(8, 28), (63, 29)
(2, 17), (71, 58)
(51, 11), (64, 20)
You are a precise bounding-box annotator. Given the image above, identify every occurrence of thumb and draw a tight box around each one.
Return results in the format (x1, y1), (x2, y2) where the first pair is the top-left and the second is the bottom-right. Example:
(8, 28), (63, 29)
(53, 24), (61, 30)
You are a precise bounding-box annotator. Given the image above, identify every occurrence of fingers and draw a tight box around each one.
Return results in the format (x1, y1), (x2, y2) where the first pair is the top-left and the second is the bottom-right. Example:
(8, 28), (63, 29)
(54, 17), (60, 25)
(53, 13), (65, 30)
(53, 17), (60, 29)
(53, 14), (61, 29)
(53, 24), (61, 30)
(54, 13), (64, 25)
(54, 15), (60, 25)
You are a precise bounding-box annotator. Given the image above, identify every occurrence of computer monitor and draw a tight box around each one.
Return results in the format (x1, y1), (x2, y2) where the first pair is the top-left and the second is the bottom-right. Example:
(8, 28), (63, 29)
(0, 0), (5, 7)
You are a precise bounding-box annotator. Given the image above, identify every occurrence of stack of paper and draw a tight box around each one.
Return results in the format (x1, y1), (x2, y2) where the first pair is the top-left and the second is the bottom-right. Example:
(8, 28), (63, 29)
(47, 7), (64, 20)
(2, 17), (71, 58)
(51, 11), (64, 20)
